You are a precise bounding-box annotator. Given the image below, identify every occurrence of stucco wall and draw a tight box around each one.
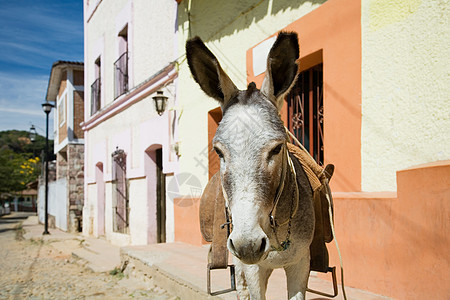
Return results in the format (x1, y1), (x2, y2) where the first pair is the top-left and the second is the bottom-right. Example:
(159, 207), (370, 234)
(361, 0), (450, 191)
(176, 0), (326, 190)
(85, 0), (176, 109)
(132, 0), (176, 85)
(38, 178), (68, 231)
(84, 0), (178, 246)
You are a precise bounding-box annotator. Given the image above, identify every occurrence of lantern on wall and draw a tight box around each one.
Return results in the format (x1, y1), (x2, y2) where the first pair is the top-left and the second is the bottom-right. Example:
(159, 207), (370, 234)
(152, 90), (168, 116)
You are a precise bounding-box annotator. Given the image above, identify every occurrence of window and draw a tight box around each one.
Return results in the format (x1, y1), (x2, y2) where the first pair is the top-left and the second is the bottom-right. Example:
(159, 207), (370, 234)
(91, 57), (101, 116)
(111, 148), (128, 233)
(286, 64), (324, 165)
(58, 95), (66, 126)
(114, 25), (128, 98)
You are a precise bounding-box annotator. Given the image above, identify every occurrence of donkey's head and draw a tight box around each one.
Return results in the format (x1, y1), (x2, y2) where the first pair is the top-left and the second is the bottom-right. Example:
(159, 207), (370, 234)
(186, 32), (299, 264)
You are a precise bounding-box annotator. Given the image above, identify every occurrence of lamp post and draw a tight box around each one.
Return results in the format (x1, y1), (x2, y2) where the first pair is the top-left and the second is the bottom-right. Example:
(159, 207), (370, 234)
(29, 125), (37, 157)
(153, 91), (168, 116)
(42, 102), (54, 235)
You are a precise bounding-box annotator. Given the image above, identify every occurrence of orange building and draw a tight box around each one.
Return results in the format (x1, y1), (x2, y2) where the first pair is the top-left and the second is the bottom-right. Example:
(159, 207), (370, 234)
(174, 1), (449, 299)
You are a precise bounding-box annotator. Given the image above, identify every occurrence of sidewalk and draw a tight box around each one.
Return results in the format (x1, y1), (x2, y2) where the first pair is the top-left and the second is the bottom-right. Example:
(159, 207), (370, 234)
(22, 216), (120, 273)
(22, 216), (390, 300)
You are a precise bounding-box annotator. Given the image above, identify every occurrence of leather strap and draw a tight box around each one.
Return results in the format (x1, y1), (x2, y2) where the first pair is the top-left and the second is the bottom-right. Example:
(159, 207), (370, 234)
(200, 172), (229, 269)
(209, 182), (229, 269)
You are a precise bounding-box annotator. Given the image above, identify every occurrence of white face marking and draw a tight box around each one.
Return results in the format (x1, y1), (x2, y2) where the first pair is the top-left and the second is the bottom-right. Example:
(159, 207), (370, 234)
(213, 98), (286, 264)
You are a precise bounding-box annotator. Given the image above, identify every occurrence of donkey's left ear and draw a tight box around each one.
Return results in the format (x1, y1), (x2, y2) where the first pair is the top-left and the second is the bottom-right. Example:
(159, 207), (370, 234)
(186, 36), (238, 106)
(261, 32), (299, 112)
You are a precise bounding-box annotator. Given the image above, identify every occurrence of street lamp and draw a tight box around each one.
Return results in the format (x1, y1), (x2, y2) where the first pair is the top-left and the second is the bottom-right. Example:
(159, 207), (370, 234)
(42, 101), (54, 235)
(152, 90), (168, 116)
(29, 125), (37, 142)
(29, 125), (37, 157)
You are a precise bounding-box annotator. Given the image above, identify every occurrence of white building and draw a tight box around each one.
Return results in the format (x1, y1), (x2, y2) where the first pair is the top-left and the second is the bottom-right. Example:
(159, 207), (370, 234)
(39, 61), (84, 232)
(82, 0), (179, 246)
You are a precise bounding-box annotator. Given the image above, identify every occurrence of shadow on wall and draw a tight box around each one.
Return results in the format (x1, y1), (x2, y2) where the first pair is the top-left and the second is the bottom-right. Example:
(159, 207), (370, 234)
(178, 0), (327, 42)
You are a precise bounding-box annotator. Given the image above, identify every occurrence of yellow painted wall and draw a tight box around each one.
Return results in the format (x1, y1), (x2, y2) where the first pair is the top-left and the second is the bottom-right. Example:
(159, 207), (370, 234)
(361, 0), (450, 191)
(176, 0), (326, 189)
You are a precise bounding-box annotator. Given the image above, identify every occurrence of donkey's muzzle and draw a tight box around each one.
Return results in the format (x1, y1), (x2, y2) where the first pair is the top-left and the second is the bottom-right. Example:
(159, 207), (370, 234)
(227, 231), (270, 264)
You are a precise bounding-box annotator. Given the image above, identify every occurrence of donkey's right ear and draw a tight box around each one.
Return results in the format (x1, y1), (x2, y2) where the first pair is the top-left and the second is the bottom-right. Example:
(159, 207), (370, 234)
(186, 37), (238, 105)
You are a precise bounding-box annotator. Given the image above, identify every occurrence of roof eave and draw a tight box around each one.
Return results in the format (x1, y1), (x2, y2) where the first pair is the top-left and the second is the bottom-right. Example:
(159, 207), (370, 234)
(45, 61), (84, 102)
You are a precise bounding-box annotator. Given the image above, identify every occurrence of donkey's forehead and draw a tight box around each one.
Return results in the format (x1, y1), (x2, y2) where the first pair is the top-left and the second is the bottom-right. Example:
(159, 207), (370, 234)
(214, 91), (286, 147)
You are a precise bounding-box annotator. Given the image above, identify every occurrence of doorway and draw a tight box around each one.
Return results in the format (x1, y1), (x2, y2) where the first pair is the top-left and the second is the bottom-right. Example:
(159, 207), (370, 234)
(145, 146), (166, 244)
(156, 148), (166, 243)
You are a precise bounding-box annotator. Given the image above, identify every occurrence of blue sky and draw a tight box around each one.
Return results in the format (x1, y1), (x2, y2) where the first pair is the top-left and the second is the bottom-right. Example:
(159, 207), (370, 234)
(0, 0), (83, 138)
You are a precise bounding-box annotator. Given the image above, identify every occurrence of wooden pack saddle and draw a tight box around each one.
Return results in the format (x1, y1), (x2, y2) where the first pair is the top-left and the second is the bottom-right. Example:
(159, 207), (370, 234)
(199, 142), (335, 295)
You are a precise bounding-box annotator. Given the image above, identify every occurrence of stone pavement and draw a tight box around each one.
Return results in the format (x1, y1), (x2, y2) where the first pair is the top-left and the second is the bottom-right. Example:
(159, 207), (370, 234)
(23, 215), (391, 300)
(2, 213), (174, 299)
(22, 215), (121, 274)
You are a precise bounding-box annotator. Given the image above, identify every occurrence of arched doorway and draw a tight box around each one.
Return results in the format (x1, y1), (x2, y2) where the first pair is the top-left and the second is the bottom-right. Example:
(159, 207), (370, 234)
(145, 146), (166, 243)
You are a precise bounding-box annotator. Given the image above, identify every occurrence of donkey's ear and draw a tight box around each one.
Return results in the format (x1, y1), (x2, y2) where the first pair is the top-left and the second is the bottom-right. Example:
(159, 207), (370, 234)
(186, 37), (238, 105)
(261, 32), (299, 111)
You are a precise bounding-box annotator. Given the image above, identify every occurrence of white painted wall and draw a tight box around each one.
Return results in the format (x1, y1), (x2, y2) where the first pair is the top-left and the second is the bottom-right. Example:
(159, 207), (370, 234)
(83, 0), (178, 246)
(38, 178), (68, 231)
(361, 0), (450, 191)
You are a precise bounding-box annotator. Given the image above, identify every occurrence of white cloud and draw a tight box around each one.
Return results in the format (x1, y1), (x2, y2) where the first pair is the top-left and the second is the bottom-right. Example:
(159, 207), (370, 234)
(0, 107), (42, 116)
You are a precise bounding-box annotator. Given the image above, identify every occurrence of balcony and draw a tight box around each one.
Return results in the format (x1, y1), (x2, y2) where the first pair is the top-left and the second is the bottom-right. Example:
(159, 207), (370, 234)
(114, 52), (128, 99)
(90, 78), (101, 116)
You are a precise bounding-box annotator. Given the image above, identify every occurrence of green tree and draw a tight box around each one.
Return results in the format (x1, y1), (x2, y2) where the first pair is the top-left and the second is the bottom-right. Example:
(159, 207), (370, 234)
(0, 130), (52, 194)
(0, 149), (24, 194)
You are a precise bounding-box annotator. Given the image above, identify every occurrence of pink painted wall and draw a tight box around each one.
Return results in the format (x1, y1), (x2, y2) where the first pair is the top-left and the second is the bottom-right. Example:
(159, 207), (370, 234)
(95, 162), (105, 236)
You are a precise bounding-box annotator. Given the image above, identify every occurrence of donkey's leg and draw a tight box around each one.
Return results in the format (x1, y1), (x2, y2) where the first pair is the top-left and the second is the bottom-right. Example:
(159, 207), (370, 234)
(234, 258), (272, 300)
(234, 258), (250, 300)
(284, 254), (310, 300)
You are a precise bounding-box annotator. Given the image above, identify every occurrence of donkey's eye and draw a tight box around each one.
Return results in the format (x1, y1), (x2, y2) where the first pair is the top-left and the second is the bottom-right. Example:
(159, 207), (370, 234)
(270, 144), (283, 156)
(214, 147), (224, 159)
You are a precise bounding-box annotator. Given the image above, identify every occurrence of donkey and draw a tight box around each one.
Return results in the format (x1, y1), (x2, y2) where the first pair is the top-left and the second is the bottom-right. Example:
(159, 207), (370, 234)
(186, 32), (315, 300)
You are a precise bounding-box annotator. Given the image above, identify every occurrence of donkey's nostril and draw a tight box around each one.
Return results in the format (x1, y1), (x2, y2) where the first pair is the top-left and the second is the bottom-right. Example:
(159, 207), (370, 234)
(260, 237), (267, 253)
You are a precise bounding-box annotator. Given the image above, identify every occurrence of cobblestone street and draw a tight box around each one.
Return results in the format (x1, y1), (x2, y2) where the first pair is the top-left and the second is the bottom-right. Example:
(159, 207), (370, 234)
(0, 213), (177, 300)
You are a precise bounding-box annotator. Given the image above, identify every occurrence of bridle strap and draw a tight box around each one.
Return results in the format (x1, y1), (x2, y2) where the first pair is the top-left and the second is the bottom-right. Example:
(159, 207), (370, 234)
(269, 142), (299, 228)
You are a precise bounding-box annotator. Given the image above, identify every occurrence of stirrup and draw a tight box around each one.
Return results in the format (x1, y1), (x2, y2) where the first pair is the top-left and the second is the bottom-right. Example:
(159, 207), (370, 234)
(207, 264), (236, 296)
(307, 266), (338, 298)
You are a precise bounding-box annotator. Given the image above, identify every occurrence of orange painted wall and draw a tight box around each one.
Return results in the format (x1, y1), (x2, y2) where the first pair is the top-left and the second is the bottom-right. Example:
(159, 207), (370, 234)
(174, 197), (207, 246)
(73, 91), (84, 139)
(58, 95), (67, 144)
(246, 0), (361, 192)
(327, 161), (450, 299)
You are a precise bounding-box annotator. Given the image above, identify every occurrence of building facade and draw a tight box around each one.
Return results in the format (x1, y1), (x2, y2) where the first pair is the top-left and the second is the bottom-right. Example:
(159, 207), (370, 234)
(80, 0), (448, 298)
(41, 61), (85, 232)
(82, 0), (179, 246)
(174, 0), (449, 299)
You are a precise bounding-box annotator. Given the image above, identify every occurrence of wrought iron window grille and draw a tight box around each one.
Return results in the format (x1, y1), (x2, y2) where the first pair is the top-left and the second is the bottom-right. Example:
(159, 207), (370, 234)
(287, 64), (324, 165)
(90, 78), (101, 116)
(111, 147), (129, 233)
(114, 51), (129, 99)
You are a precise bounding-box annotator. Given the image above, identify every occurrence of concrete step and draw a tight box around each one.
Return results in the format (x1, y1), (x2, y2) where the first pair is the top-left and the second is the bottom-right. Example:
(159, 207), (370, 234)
(121, 242), (391, 300)
(72, 236), (121, 273)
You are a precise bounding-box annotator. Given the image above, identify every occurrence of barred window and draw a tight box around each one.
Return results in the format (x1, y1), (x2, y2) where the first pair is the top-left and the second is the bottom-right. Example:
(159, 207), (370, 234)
(286, 64), (324, 165)
(112, 148), (128, 233)
(114, 25), (128, 99)
(91, 57), (101, 116)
